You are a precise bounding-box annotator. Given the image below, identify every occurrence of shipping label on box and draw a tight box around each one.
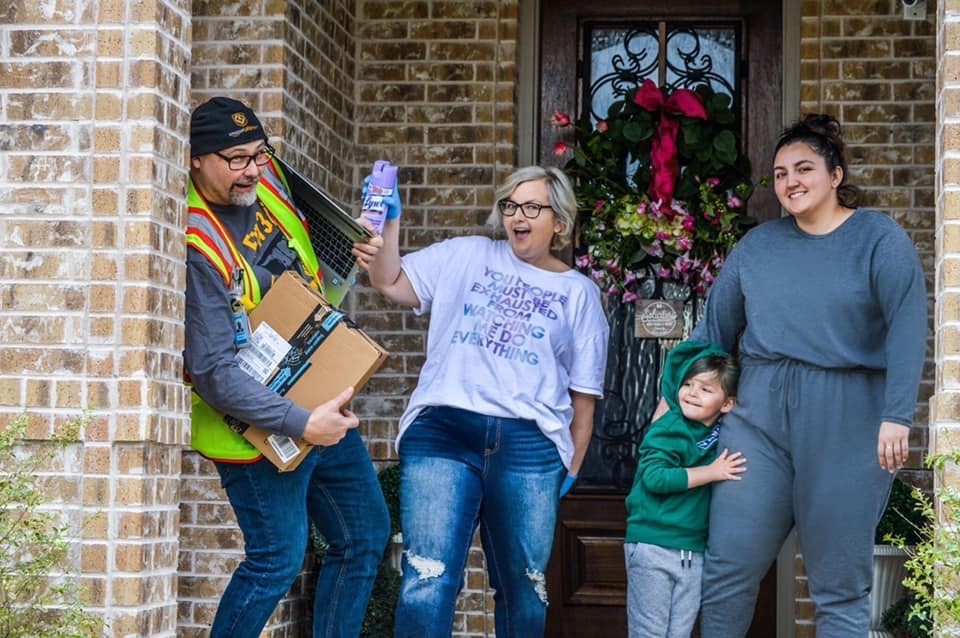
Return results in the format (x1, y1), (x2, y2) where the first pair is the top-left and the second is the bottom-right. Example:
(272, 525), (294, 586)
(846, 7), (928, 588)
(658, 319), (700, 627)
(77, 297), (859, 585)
(226, 271), (388, 471)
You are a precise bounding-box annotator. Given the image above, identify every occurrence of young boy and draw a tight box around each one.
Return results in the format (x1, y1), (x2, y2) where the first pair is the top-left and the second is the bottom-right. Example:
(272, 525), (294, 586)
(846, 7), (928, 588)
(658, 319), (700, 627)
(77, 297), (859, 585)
(624, 340), (745, 638)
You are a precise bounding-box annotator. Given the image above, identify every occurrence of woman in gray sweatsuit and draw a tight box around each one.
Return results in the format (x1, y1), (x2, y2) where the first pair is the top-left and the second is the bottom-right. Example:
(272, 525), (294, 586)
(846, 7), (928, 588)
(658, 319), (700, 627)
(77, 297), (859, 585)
(690, 113), (927, 637)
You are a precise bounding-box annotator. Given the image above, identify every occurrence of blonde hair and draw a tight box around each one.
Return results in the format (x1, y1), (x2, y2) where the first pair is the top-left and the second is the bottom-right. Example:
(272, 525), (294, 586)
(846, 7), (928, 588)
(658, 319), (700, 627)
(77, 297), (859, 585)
(488, 166), (576, 250)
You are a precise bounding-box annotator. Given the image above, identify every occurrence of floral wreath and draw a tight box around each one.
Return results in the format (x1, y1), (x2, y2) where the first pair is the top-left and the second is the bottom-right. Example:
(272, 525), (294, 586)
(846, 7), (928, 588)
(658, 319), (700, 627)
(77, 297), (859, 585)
(553, 79), (760, 303)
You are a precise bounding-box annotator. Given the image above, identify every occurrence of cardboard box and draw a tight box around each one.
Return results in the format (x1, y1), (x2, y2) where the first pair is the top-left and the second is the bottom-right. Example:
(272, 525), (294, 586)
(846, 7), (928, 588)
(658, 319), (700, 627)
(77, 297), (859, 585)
(229, 271), (388, 471)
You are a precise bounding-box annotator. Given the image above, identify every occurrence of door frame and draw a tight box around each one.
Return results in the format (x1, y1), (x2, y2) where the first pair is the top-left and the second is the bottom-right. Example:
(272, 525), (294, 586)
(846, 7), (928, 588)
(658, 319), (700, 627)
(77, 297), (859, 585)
(515, 1), (802, 636)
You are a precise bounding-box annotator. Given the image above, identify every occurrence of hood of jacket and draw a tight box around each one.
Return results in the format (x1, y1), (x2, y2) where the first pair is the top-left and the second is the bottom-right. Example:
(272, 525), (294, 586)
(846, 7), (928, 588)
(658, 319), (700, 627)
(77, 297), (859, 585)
(660, 340), (731, 414)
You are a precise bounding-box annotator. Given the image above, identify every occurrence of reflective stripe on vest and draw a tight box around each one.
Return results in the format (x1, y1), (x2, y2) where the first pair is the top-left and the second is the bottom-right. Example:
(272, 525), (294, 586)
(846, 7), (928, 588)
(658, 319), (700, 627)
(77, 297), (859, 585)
(185, 159), (323, 462)
(186, 180), (261, 309)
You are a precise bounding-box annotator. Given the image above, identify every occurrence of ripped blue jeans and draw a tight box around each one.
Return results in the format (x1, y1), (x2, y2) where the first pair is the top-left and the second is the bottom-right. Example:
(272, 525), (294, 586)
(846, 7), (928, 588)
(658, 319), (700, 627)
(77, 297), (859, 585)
(394, 406), (566, 638)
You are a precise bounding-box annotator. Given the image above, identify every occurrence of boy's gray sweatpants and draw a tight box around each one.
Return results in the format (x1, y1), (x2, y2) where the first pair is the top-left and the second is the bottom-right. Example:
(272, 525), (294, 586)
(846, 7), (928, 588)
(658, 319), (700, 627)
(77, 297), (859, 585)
(700, 359), (896, 638)
(625, 541), (702, 638)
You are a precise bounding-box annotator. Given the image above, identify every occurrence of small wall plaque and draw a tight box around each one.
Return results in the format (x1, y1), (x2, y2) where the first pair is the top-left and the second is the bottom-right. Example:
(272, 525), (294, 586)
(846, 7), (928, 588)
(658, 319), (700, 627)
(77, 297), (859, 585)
(634, 299), (684, 339)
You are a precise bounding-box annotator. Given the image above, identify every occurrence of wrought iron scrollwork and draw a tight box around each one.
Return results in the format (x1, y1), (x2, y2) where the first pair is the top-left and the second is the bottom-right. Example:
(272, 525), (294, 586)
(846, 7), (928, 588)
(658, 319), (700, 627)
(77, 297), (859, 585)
(584, 22), (738, 124)
(586, 26), (660, 121)
(663, 27), (736, 97)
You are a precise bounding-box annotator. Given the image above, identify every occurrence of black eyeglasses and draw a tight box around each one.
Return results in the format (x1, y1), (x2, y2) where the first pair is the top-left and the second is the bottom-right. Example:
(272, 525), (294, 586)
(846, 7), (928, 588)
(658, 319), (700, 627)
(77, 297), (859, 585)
(214, 145), (275, 171)
(497, 199), (553, 220)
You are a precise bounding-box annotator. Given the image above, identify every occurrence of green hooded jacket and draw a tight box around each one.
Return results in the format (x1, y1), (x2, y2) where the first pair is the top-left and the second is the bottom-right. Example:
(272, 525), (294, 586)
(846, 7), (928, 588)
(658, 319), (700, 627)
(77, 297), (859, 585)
(624, 340), (731, 552)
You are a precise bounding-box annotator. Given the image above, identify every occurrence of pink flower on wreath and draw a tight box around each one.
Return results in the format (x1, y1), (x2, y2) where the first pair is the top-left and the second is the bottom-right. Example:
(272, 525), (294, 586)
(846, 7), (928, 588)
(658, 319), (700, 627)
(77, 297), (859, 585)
(681, 215), (695, 231)
(553, 141), (570, 157)
(575, 254), (593, 269)
(678, 237), (694, 251)
(657, 267), (673, 279)
(728, 195), (744, 209)
(607, 285), (619, 296)
(656, 230), (671, 241)
(674, 254), (694, 273)
(623, 271), (637, 286)
(622, 290), (639, 303)
(596, 120), (609, 133)
(707, 176), (721, 188)
(551, 111), (572, 127)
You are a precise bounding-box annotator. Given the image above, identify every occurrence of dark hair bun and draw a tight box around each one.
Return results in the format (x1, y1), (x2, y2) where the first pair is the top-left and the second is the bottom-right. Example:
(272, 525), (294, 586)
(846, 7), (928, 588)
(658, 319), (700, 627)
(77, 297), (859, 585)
(799, 113), (843, 142)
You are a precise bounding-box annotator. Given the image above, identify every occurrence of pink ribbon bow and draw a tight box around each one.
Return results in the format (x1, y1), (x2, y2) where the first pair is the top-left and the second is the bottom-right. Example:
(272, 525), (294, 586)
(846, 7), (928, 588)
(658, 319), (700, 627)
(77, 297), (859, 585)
(633, 80), (708, 205)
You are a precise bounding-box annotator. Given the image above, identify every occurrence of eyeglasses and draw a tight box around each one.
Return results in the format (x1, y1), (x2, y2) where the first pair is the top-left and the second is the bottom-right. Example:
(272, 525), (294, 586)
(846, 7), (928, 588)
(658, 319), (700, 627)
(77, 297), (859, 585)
(214, 145), (275, 171)
(497, 199), (553, 220)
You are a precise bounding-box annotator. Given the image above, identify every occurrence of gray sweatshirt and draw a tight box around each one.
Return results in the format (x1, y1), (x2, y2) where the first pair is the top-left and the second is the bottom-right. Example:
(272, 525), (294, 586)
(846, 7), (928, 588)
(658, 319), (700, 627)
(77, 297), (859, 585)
(691, 208), (927, 426)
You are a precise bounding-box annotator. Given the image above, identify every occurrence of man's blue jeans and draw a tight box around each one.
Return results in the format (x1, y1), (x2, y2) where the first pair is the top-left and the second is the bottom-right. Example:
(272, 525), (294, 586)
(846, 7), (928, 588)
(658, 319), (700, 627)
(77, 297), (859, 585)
(211, 429), (389, 638)
(394, 406), (566, 638)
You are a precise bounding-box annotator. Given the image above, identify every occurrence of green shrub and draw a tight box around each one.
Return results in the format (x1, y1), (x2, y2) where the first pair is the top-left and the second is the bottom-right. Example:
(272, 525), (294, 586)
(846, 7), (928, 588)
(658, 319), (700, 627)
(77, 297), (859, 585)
(0, 413), (100, 637)
(881, 593), (931, 638)
(378, 463), (401, 539)
(888, 449), (960, 636)
(360, 561), (401, 637)
(876, 477), (927, 546)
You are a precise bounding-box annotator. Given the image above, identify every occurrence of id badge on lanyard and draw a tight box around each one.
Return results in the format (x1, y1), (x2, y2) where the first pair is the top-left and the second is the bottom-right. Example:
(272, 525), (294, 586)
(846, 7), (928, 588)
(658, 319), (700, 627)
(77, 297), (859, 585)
(231, 268), (252, 349)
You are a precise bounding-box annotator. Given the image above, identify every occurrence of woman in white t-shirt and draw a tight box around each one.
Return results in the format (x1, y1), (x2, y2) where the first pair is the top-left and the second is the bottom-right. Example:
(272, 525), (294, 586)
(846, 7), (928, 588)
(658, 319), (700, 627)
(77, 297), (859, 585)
(356, 165), (609, 637)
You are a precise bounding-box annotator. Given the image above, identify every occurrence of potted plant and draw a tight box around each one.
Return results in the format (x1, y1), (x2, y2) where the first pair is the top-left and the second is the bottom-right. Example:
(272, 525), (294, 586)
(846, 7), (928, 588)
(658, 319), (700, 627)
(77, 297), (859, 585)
(872, 477), (928, 638)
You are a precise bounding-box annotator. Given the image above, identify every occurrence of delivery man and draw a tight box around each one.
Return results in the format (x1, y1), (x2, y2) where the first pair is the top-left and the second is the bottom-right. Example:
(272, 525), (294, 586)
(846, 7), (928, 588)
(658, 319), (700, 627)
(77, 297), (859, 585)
(183, 96), (389, 638)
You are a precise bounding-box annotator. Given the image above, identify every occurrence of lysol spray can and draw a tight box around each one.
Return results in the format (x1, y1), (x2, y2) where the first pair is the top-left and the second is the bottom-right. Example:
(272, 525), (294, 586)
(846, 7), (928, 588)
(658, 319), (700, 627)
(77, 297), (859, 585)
(361, 160), (398, 234)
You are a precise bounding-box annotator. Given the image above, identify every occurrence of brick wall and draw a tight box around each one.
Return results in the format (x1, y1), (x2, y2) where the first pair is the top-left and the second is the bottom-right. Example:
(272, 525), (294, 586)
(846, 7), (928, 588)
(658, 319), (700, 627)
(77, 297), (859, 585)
(0, 0), (191, 636)
(797, 0), (938, 634)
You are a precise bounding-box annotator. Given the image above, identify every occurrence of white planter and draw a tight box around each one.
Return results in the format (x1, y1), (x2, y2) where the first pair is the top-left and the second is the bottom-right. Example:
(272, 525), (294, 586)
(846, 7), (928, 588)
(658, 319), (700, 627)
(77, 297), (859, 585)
(870, 544), (910, 638)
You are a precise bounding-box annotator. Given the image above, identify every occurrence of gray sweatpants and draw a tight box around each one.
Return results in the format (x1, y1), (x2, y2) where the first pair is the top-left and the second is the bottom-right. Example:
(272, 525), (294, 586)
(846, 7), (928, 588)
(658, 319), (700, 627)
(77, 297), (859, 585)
(625, 541), (702, 638)
(700, 359), (895, 637)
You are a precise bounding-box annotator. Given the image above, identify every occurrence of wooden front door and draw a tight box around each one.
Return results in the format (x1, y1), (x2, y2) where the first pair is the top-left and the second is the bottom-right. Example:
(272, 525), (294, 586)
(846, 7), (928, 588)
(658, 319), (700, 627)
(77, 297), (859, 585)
(538, 1), (782, 636)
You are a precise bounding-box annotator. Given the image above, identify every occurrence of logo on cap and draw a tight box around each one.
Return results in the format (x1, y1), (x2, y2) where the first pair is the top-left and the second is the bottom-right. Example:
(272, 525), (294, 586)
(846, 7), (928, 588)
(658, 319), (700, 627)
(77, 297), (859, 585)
(232, 113), (248, 127)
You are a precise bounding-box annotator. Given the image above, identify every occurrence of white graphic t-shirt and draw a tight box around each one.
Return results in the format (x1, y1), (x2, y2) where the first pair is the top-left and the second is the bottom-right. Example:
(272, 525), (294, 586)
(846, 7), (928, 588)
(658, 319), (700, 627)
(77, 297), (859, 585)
(398, 236), (609, 468)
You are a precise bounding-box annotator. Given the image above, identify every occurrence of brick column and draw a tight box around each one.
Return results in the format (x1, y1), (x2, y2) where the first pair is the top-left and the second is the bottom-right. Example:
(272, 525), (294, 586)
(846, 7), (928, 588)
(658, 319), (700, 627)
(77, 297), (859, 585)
(934, 1), (960, 633)
(0, 1), (191, 636)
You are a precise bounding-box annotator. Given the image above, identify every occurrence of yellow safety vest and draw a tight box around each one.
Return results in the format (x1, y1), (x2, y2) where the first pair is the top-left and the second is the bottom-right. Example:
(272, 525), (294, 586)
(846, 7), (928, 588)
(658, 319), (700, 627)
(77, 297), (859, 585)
(186, 157), (322, 462)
